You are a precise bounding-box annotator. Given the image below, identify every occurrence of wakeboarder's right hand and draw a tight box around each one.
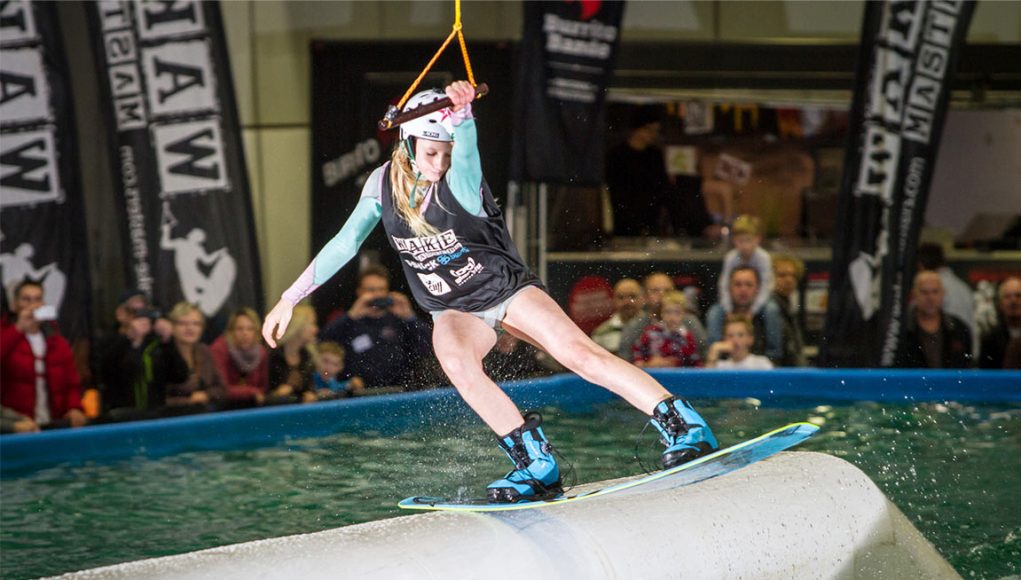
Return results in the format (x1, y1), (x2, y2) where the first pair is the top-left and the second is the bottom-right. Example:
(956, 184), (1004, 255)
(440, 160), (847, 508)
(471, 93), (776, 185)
(263, 299), (294, 348)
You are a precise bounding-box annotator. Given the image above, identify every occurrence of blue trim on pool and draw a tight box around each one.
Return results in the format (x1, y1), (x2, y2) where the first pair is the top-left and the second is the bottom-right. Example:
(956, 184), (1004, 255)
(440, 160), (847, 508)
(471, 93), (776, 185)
(1, 369), (1018, 477)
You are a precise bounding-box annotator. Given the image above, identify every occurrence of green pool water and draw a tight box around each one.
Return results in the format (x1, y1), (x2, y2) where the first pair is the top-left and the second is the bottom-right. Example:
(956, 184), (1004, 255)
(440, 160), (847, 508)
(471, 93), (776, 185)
(1, 399), (1018, 579)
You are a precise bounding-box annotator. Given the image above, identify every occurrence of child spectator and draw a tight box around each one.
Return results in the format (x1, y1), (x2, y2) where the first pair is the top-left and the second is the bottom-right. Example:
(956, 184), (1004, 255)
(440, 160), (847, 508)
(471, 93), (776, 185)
(268, 304), (319, 404)
(166, 302), (226, 410)
(707, 315), (774, 370)
(210, 308), (269, 406)
(313, 342), (364, 399)
(719, 214), (773, 314)
(632, 291), (702, 368)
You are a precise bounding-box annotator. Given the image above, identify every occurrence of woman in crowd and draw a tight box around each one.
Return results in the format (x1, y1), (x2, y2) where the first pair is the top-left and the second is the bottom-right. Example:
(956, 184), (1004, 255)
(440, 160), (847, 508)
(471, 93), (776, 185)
(210, 308), (270, 406)
(166, 302), (226, 409)
(267, 304), (318, 404)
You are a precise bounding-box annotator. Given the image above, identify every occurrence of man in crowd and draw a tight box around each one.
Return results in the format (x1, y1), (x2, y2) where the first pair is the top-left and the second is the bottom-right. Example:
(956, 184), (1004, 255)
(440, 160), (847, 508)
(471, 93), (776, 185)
(979, 276), (1021, 369)
(591, 278), (644, 353)
(1, 279), (87, 431)
(319, 266), (432, 390)
(772, 254), (806, 366)
(917, 243), (976, 354)
(896, 271), (972, 368)
(705, 266), (783, 363)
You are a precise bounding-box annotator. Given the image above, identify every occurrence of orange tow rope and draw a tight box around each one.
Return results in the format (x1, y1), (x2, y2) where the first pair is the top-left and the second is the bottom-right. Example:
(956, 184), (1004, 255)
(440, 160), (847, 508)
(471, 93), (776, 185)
(395, 0), (476, 111)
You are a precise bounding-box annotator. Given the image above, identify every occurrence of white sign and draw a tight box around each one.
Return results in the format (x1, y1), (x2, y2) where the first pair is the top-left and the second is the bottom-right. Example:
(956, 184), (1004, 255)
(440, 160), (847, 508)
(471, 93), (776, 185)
(0, 48), (50, 126)
(0, 127), (61, 207)
(142, 39), (218, 117)
(152, 118), (228, 196)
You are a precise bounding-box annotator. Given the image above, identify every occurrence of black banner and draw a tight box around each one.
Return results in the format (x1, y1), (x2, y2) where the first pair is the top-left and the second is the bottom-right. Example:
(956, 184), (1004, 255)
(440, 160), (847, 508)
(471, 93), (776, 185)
(510, 0), (626, 186)
(85, 0), (262, 323)
(822, 0), (975, 367)
(1, 0), (92, 339)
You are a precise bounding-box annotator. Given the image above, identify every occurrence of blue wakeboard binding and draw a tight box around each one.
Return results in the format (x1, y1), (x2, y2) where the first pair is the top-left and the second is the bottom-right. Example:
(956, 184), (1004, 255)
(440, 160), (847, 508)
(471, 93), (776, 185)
(487, 412), (563, 503)
(650, 396), (719, 469)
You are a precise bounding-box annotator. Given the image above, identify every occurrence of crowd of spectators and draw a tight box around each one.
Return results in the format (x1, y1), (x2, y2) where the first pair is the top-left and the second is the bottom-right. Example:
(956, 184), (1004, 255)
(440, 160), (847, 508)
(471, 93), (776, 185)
(584, 226), (1021, 375)
(1, 228), (1018, 435)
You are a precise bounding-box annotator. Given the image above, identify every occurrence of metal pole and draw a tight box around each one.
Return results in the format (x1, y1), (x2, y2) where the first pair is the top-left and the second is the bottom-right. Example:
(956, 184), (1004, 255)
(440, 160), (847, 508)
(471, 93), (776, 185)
(538, 182), (548, 284)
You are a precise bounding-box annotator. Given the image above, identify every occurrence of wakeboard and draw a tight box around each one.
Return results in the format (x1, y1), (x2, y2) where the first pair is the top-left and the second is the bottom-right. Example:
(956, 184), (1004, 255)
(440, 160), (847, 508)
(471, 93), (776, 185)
(399, 421), (819, 512)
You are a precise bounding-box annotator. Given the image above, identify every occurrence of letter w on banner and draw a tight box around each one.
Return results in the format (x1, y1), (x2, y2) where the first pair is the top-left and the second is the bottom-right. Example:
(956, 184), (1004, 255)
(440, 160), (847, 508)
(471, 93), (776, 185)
(511, 0), (626, 185)
(1, 0), (93, 341)
(821, 0), (975, 367)
(85, 0), (262, 326)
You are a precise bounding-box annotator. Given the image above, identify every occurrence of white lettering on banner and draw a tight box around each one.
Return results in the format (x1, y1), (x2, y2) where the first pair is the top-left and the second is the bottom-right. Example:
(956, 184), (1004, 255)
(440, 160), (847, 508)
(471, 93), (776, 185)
(897, 157), (926, 255)
(98, 1), (131, 31)
(104, 28), (136, 64)
(136, 0), (205, 40)
(95, 2), (149, 130)
(541, 11), (619, 103)
(880, 275), (905, 366)
(903, 75), (939, 143)
(142, 39), (218, 117)
(322, 139), (381, 187)
(924, 8), (957, 47)
(917, 44), (948, 79)
(0, 48), (50, 127)
(855, 124), (900, 201)
(152, 118), (228, 196)
(866, 47), (912, 127)
(109, 63), (142, 97)
(417, 272), (451, 296)
(542, 14), (617, 43)
(392, 229), (463, 262)
(450, 257), (484, 286)
(0, 128), (61, 207)
(0, 0), (38, 45)
(119, 145), (153, 293)
(879, 1), (924, 53)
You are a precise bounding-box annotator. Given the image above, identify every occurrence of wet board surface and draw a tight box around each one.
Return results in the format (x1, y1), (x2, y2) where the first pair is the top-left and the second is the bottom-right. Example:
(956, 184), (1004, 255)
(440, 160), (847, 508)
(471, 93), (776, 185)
(399, 422), (819, 512)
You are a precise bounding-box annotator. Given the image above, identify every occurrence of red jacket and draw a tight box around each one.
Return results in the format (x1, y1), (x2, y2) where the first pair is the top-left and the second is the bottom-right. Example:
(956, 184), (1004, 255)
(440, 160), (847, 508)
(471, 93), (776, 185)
(1, 320), (83, 421)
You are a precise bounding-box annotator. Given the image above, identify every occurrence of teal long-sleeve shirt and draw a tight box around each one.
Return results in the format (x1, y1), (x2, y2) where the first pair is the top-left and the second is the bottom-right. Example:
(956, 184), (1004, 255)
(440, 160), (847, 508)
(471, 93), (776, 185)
(281, 113), (483, 305)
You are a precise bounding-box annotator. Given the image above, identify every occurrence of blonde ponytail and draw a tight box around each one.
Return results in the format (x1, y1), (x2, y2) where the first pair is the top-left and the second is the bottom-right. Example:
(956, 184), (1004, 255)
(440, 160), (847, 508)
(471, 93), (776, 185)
(390, 144), (443, 238)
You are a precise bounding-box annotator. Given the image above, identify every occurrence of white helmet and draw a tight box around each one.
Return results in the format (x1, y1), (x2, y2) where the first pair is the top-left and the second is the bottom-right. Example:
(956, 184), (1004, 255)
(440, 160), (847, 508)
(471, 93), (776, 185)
(399, 89), (453, 142)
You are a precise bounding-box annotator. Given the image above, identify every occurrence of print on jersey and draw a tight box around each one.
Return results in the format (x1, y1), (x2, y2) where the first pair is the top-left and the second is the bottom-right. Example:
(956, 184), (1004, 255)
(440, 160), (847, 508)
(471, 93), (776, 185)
(451, 257), (485, 286)
(417, 272), (452, 296)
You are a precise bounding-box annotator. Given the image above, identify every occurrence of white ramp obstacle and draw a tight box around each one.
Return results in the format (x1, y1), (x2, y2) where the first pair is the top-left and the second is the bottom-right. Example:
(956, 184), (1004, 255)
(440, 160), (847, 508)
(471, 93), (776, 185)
(61, 452), (959, 579)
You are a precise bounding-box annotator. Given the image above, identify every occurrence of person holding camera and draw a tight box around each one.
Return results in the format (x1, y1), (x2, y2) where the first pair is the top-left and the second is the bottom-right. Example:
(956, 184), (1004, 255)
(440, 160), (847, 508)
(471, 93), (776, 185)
(1, 279), (86, 431)
(318, 265), (431, 390)
(98, 298), (188, 420)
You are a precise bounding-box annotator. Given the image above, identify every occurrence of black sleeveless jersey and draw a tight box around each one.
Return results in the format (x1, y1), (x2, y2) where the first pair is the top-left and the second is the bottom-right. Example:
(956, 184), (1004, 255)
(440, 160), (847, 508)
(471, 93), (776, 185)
(380, 173), (541, 313)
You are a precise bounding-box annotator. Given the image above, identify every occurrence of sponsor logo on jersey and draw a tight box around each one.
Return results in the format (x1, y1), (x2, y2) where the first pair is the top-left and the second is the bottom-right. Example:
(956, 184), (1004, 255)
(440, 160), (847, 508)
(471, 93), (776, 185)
(417, 272), (451, 296)
(403, 258), (439, 271)
(392, 228), (463, 262)
(450, 257), (484, 286)
(436, 246), (470, 265)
